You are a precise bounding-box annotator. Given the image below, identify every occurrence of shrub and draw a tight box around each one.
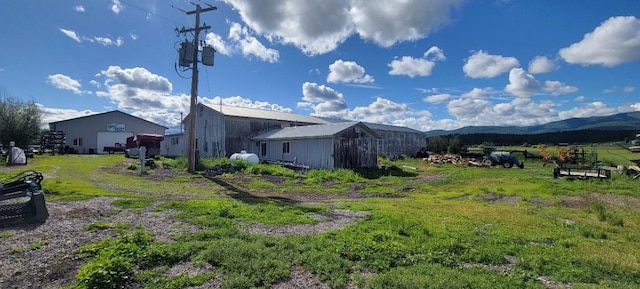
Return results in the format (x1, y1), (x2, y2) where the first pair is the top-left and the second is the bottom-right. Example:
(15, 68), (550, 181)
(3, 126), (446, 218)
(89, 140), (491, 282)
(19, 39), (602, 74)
(75, 230), (155, 288)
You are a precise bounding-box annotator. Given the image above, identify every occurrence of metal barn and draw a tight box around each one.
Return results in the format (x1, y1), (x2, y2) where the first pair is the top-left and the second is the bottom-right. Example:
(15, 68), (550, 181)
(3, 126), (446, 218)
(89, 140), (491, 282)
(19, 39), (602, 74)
(48, 111), (167, 154)
(252, 122), (380, 170)
(188, 103), (332, 157)
(175, 104), (425, 161)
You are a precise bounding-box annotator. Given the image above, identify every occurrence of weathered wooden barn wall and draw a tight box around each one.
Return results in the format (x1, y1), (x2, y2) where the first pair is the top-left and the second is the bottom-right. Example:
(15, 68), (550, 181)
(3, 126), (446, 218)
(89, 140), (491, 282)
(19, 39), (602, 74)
(375, 130), (425, 159)
(333, 126), (378, 169)
(224, 117), (284, 156)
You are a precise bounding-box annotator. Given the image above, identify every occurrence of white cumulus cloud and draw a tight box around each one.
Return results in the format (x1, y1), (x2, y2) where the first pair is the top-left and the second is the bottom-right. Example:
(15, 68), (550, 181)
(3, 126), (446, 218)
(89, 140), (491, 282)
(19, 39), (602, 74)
(461, 87), (492, 98)
(559, 16), (640, 67)
(299, 82), (349, 118)
(47, 74), (85, 94)
(463, 50), (519, 78)
(388, 46), (446, 78)
(505, 68), (577, 98)
(349, 0), (461, 47)
(327, 60), (374, 83)
(222, 0), (461, 55)
(228, 23), (279, 62)
(75, 5), (85, 12)
(223, 0), (353, 56)
(423, 94), (453, 104)
(528, 56), (558, 74)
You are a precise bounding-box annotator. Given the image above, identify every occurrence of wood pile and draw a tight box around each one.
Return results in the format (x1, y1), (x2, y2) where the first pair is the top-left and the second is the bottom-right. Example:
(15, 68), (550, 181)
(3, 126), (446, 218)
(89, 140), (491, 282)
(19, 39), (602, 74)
(424, 154), (481, 166)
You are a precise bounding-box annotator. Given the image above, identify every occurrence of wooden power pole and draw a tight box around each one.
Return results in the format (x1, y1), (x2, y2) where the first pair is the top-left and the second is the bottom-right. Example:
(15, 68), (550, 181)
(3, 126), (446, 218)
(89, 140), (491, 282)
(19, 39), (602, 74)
(178, 4), (216, 173)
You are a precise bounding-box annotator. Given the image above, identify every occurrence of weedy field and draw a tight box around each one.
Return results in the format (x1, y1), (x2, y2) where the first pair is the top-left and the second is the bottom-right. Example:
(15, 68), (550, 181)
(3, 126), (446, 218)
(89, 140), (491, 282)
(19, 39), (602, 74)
(1, 145), (639, 289)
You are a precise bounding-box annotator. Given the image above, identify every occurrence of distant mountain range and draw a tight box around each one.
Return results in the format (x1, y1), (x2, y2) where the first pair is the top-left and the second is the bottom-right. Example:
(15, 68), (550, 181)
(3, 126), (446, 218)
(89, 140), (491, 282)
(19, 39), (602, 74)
(425, 111), (640, 137)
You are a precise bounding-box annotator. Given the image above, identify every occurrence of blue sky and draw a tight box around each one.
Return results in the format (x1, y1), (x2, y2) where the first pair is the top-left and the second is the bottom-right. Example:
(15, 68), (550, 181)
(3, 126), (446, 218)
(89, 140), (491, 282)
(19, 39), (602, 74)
(1, 0), (639, 134)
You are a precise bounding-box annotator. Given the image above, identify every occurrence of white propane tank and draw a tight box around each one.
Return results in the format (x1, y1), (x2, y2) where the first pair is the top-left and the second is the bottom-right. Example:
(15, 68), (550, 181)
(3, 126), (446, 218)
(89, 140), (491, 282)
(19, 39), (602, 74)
(229, 150), (259, 164)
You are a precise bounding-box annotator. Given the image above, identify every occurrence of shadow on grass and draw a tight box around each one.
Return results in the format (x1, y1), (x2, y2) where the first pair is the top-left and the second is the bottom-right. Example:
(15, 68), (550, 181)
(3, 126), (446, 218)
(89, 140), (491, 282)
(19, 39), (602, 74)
(354, 166), (419, 179)
(205, 176), (325, 213)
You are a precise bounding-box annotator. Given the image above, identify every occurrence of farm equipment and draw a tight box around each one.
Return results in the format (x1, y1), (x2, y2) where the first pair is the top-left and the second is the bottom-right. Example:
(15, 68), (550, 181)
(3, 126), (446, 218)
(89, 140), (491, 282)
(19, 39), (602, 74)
(482, 151), (524, 168)
(0, 170), (49, 225)
(627, 159), (640, 179)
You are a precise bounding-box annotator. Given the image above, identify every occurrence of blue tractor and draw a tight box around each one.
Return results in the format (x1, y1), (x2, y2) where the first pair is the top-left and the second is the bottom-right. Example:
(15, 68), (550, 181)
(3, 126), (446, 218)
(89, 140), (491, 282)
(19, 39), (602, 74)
(482, 151), (524, 169)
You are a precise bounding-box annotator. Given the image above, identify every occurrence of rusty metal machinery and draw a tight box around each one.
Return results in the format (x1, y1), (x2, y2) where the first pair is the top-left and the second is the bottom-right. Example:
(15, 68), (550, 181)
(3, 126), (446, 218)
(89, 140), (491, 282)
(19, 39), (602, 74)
(0, 170), (49, 225)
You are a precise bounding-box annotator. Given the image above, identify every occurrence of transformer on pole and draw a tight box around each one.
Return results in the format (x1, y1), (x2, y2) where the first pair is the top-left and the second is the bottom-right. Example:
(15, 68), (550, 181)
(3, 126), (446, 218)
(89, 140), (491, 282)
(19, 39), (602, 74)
(175, 4), (217, 173)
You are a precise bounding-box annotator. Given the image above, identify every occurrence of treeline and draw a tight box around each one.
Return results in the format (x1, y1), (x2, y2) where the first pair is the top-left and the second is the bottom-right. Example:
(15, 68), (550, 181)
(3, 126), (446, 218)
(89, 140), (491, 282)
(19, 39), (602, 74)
(436, 129), (637, 146)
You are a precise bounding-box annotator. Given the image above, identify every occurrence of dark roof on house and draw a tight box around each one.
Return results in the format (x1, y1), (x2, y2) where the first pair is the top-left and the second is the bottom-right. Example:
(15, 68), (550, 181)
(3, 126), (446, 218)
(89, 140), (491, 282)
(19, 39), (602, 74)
(49, 110), (168, 129)
(207, 104), (330, 124)
(252, 122), (380, 140)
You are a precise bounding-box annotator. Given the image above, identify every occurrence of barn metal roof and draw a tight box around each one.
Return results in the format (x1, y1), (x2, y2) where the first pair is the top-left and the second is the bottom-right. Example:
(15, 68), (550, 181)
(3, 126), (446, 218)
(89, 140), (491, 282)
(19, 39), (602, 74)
(209, 104), (330, 124)
(201, 104), (424, 134)
(252, 122), (380, 140)
(49, 110), (168, 129)
(363, 122), (424, 134)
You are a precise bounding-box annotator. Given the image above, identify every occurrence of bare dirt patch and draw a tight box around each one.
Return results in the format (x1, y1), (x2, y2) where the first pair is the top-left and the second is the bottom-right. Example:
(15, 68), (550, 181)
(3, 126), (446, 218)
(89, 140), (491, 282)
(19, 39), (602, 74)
(0, 197), (200, 288)
(560, 192), (640, 210)
(1, 190), (370, 288)
(240, 209), (368, 236)
(474, 192), (522, 205)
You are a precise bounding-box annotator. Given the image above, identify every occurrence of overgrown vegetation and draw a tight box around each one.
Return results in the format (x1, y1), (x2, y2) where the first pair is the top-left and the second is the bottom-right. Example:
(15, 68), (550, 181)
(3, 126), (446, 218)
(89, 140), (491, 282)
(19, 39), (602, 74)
(2, 146), (639, 288)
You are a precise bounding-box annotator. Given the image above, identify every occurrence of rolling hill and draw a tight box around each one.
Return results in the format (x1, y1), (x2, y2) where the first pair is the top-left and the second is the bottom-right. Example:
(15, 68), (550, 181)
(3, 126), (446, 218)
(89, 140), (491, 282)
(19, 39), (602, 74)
(425, 111), (640, 137)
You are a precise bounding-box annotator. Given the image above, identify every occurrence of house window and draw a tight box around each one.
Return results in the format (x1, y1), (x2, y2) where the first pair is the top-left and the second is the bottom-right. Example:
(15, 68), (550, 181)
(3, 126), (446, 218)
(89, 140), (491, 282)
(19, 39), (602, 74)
(282, 142), (290, 154)
(73, 138), (83, 146)
(261, 143), (267, 157)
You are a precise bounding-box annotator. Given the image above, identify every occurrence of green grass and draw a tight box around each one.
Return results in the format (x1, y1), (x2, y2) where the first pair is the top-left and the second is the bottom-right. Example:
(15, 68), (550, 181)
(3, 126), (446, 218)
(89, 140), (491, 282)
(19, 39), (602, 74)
(2, 153), (640, 288)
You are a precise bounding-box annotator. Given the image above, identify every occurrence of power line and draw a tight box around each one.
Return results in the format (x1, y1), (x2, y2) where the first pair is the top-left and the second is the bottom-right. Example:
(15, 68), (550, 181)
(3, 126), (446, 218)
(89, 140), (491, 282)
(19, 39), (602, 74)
(118, 0), (185, 26)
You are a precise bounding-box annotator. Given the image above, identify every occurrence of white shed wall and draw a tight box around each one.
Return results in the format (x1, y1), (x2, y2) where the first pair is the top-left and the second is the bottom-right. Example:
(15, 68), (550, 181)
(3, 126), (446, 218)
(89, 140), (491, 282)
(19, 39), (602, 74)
(260, 138), (334, 169)
(160, 134), (186, 157)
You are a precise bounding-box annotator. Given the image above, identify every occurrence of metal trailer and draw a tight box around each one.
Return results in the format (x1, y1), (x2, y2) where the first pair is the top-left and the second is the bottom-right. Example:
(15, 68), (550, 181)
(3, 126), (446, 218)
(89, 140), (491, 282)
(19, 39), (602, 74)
(552, 167), (611, 180)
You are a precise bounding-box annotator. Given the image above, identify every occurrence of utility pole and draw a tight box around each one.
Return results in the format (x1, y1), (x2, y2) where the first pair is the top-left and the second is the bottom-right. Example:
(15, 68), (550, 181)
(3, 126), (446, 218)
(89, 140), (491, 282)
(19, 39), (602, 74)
(178, 4), (216, 173)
